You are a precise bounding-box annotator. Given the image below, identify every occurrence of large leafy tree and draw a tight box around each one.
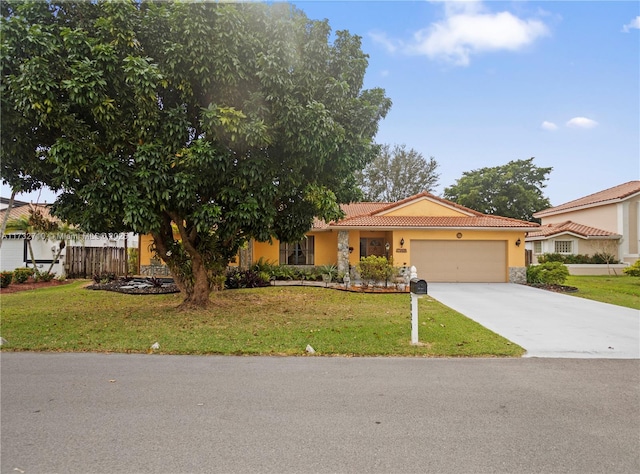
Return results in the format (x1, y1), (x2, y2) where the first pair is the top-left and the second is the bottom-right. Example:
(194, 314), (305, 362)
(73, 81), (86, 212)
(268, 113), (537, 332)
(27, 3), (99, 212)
(0, 0), (65, 244)
(1, 1), (391, 307)
(443, 157), (552, 222)
(356, 144), (439, 202)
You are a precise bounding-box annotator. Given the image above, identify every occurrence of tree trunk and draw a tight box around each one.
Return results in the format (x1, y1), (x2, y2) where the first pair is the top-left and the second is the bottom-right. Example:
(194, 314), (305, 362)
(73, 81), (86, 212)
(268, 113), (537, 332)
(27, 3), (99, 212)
(151, 230), (212, 309)
(178, 256), (212, 309)
(46, 240), (66, 275)
(26, 235), (39, 275)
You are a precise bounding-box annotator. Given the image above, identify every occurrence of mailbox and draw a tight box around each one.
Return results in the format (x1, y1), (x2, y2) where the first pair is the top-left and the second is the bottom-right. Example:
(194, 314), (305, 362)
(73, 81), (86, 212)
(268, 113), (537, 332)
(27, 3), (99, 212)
(410, 278), (428, 295)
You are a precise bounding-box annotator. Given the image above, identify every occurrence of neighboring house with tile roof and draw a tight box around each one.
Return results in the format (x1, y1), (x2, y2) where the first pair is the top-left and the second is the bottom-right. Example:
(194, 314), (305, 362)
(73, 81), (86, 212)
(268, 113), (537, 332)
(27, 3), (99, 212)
(0, 202), (66, 274)
(0, 200), (137, 275)
(526, 181), (640, 265)
(168, 191), (536, 283)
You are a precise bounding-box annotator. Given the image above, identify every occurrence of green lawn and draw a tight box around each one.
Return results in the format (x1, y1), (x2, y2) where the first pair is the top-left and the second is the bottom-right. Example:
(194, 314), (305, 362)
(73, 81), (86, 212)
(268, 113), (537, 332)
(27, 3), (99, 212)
(0, 281), (523, 357)
(566, 275), (640, 310)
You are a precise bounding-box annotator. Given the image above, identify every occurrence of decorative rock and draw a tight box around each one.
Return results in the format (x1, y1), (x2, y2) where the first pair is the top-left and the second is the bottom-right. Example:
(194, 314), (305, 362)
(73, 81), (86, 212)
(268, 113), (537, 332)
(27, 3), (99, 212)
(305, 344), (315, 354)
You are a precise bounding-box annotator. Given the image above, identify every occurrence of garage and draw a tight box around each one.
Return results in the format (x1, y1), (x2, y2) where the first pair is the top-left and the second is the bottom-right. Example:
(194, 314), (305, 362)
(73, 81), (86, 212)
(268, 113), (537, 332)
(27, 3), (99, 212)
(410, 240), (507, 282)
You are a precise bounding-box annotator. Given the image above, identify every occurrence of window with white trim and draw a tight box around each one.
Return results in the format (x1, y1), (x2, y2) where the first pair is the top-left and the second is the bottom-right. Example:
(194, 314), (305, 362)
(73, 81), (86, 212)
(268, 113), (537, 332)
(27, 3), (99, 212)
(533, 241), (542, 254)
(554, 240), (573, 254)
(279, 237), (314, 265)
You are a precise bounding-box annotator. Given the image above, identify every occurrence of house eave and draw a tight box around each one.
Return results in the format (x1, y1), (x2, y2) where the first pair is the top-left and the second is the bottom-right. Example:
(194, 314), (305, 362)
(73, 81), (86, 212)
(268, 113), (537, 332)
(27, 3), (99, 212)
(534, 190), (640, 218)
(525, 231), (621, 241)
(327, 225), (532, 232)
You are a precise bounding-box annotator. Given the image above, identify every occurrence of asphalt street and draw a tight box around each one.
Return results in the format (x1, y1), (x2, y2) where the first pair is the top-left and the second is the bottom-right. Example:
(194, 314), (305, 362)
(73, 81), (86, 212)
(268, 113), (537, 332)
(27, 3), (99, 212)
(1, 353), (639, 474)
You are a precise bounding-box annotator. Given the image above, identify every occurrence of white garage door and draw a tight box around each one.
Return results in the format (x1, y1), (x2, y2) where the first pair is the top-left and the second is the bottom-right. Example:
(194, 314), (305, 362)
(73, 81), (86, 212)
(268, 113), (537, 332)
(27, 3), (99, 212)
(410, 240), (507, 282)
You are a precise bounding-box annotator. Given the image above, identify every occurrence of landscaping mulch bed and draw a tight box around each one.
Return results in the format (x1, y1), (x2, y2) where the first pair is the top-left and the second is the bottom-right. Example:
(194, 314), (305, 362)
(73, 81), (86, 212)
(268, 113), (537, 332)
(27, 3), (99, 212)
(0, 279), (73, 294)
(333, 286), (410, 294)
(527, 283), (579, 293)
(86, 278), (180, 295)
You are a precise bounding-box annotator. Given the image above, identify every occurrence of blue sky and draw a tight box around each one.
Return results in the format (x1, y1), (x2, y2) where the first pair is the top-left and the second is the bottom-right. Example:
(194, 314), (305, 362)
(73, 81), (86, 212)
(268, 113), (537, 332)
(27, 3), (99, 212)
(4, 0), (639, 207)
(296, 0), (639, 206)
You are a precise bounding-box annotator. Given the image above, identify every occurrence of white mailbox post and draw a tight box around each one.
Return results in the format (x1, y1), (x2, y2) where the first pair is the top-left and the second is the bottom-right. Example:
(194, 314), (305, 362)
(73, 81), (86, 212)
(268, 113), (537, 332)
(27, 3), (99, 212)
(409, 266), (428, 345)
(411, 293), (419, 345)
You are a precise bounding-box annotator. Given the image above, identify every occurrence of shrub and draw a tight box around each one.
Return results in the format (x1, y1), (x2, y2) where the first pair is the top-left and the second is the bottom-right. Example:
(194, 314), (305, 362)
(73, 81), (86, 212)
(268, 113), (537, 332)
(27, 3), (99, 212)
(93, 272), (116, 284)
(270, 265), (297, 280)
(623, 260), (640, 277)
(250, 259), (314, 281)
(127, 248), (139, 275)
(527, 262), (569, 285)
(270, 265), (296, 281)
(13, 267), (35, 284)
(34, 272), (55, 282)
(357, 256), (395, 285)
(316, 264), (338, 282)
(224, 268), (270, 289)
(211, 274), (227, 291)
(538, 253), (619, 264)
(250, 257), (278, 274)
(148, 277), (164, 288)
(591, 252), (619, 264)
(537, 253), (565, 263)
(1, 271), (13, 288)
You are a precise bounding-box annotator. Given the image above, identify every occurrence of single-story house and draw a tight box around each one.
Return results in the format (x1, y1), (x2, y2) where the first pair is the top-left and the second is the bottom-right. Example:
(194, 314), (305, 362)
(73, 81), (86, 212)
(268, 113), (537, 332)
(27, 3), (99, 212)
(139, 192), (538, 283)
(0, 201), (66, 274)
(0, 199), (137, 276)
(526, 181), (640, 265)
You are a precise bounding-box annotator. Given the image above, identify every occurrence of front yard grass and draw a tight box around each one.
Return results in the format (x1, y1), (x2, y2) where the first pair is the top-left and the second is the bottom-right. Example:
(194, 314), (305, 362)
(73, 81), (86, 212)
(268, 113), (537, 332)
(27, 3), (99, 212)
(0, 281), (523, 357)
(565, 274), (640, 310)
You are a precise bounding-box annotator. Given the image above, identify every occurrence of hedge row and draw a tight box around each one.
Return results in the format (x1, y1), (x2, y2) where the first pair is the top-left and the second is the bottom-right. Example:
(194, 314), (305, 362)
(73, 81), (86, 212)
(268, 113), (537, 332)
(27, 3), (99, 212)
(0, 268), (56, 288)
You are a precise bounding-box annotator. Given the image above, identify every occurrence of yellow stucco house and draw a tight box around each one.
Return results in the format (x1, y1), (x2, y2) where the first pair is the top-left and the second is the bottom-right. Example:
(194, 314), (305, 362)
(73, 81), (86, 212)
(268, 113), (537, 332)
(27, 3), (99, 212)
(139, 192), (538, 283)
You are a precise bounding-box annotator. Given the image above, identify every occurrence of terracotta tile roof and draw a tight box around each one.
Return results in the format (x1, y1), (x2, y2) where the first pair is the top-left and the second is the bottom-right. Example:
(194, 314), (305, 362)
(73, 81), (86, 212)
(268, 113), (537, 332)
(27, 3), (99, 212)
(526, 221), (620, 239)
(534, 181), (640, 217)
(312, 202), (392, 229)
(311, 192), (538, 230)
(333, 215), (538, 229)
(0, 203), (59, 229)
(371, 191), (484, 217)
(342, 202), (389, 217)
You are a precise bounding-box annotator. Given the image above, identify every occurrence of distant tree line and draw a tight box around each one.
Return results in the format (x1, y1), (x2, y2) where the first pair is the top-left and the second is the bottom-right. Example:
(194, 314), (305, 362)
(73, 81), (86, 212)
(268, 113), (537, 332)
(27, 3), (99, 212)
(356, 151), (551, 223)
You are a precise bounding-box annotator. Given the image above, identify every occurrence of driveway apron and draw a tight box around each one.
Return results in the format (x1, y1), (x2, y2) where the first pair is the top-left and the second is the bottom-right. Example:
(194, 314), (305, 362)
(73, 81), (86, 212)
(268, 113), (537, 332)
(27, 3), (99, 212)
(427, 283), (640, 358)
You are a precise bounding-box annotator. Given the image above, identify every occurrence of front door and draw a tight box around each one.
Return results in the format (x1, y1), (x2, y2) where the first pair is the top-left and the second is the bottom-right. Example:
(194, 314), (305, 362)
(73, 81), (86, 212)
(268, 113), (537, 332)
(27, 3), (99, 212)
(360, 238), (386, 259)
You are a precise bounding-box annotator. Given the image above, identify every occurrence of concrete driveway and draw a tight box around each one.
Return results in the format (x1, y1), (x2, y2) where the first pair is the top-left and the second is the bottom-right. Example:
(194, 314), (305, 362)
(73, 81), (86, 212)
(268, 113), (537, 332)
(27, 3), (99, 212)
(427, 283), (640, 358)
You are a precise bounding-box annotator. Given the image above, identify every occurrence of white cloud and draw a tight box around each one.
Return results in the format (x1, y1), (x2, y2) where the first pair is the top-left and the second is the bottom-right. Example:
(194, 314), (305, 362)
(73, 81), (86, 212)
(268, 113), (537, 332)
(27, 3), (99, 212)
(622, 16), (640, 33)
(369, 31), (400, 53)
(405, 2), (549, 66)
(541, 121), (558, 131)
(566, 117), (598, 129)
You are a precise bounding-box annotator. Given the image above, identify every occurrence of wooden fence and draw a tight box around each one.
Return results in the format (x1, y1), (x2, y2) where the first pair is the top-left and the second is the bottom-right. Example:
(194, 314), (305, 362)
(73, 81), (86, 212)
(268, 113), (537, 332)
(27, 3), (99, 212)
(65, 246), (127, 279)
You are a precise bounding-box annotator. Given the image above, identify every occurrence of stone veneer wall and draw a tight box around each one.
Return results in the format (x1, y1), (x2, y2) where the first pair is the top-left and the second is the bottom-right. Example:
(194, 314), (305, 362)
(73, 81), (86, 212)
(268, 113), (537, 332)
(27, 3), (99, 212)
(509, 267), (526, 284)
(337, 230), (350, 276)
(238, 243), (253, 270)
